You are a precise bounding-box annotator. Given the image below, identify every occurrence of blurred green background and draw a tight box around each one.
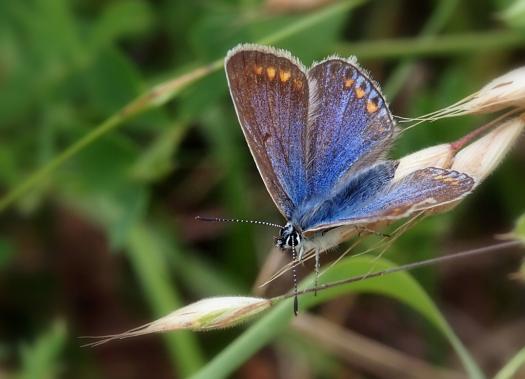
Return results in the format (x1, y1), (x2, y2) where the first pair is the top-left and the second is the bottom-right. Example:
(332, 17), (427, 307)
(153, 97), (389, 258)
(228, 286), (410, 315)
(1, 0), (525, 378)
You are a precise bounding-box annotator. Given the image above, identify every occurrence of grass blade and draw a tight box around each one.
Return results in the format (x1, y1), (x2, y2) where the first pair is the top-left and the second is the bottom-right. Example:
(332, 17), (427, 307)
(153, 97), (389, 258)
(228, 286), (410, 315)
(493, 346), (525, 379)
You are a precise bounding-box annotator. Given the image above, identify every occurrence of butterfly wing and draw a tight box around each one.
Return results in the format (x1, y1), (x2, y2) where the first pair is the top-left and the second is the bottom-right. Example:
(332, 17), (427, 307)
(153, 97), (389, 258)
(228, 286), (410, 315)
(297, 161), (398, 230)
(225, 45), (310, 218)
(303, 167), (475, 233)
(305, 58), (395, 199)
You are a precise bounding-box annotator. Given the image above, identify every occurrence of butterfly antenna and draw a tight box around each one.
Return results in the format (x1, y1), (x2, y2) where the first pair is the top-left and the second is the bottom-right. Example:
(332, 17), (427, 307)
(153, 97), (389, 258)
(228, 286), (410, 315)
(195, 216), (282, 229)
(291, 236), (298, 316)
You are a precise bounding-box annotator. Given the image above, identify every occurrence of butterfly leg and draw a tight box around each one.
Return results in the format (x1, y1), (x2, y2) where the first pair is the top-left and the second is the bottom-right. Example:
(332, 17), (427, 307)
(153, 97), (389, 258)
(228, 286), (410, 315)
(314, 249), (320, 296)
(297, 243), (306, 261)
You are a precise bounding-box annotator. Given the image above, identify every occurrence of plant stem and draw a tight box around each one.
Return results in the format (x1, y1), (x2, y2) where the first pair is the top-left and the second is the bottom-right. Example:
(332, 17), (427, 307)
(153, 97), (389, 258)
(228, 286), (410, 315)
(260, 0), (365, 46)
(0, 113), (117, 212)
(335, 31), (525, 61)
(274, 240), (523, 301)
(494, 346), (525, 379)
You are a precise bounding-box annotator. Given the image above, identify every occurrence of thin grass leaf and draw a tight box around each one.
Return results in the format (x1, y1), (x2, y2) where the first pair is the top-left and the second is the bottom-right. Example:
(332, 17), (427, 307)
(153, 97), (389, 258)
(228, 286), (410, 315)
(335, 31), (525, 61)
(17, 321), (67, 379)
(493, 346), (525, 379)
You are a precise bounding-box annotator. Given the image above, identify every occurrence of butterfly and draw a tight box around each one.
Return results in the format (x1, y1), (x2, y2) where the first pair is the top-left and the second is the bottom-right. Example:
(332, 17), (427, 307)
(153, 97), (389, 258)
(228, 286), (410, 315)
(223, 44), (475, 313)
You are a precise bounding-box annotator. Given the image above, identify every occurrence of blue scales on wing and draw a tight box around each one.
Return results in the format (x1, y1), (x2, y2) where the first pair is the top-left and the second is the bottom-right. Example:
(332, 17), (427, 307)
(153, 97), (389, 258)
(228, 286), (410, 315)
(292, 58), (475, 232)
(297, 161), (399, 230)
(290, 58), (397, 229)
(304, 58), (395, 199)
(225, 45), (310, 219)
(302, 167), (475, 232)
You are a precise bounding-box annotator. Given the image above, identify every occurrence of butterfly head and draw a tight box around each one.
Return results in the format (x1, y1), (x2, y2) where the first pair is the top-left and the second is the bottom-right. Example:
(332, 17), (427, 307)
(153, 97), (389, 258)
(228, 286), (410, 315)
(276, 222), (302, 250)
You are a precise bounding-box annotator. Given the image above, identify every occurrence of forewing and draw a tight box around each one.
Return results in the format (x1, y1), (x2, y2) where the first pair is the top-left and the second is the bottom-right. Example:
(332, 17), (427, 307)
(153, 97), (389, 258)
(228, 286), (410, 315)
(225, 45), (309, 218)
(304, 167), (475, 232)
(306, 58), (395, 198)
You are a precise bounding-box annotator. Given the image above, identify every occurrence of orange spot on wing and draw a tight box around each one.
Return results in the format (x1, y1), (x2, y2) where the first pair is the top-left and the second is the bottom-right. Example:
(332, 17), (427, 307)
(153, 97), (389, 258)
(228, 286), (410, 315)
(254, 65), (263, 75)
(366, 100), (378, 113)
(266, 66), (276, 80)
(442, 177), (460, 185)
(344, 79), (354, 88)
(279, 70), (291, 82)
(293, 78), (303, 90)
(355, 87), (366, 99)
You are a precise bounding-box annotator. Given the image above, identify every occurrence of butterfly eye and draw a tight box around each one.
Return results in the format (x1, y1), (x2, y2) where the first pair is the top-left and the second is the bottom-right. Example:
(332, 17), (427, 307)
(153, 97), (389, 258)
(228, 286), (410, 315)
(284, 232), (300, 248)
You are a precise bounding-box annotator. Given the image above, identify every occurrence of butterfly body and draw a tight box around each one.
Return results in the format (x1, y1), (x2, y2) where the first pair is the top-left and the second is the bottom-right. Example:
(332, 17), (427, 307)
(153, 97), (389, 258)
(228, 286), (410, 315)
(224, 44), (475, 309)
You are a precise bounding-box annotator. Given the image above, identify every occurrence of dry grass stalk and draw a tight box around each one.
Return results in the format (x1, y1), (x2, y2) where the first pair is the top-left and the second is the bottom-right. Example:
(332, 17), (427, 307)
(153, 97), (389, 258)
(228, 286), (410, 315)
(84, 296), (271, 346)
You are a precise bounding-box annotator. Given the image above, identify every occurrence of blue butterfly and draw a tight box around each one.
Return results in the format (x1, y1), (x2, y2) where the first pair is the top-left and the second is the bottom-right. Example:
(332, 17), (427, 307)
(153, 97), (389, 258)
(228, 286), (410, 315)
(224, 44), (474, 313)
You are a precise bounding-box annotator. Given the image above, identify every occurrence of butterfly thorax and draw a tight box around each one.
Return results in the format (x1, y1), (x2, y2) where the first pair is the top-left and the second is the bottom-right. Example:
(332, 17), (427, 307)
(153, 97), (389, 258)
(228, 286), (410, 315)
(276, 222), (302, 251)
